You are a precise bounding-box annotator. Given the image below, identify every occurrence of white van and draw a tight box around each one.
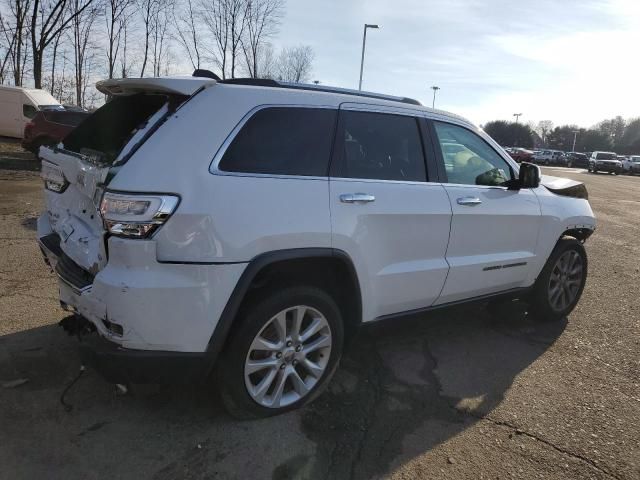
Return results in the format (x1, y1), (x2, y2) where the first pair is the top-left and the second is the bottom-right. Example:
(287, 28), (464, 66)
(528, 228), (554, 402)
(0, 85), (62, 138)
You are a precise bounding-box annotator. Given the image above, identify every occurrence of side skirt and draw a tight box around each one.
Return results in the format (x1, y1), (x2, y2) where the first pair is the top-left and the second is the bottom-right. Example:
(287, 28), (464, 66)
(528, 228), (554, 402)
(372, 287), (532, 324)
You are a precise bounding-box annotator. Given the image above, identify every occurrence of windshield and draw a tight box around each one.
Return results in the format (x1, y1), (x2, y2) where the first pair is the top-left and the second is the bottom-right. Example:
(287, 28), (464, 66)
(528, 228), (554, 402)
(596, 152), (616, 160)
(39, 104), (65, 111)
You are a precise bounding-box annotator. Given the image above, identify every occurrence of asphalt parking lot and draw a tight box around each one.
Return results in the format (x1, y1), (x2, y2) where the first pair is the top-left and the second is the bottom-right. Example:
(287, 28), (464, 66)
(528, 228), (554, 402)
(0, 139), (638, 480)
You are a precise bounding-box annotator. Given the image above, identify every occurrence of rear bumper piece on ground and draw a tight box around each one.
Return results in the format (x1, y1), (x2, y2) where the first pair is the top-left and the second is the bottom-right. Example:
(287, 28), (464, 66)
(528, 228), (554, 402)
(78, 331), (210, 384)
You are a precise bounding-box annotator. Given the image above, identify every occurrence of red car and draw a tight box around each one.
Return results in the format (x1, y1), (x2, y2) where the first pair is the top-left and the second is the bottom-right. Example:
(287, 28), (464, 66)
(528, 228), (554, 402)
(22, 108), (90, 153)
(505, 147), (534, 163)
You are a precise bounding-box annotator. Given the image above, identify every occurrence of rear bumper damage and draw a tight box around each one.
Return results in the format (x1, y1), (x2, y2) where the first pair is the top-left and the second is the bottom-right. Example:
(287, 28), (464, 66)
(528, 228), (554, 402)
(38, 214), (247, 382)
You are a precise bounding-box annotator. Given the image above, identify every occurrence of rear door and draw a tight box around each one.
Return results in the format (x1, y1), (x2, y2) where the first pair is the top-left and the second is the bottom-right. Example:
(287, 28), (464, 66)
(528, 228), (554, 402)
(430, 120), (541, 304)
(329, 105), (452, 322)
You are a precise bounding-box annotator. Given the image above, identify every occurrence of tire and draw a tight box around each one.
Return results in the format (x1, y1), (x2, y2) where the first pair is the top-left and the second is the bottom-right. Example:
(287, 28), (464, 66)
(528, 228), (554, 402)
(529, 238), (588, 322)
(219, 285), (344, 419)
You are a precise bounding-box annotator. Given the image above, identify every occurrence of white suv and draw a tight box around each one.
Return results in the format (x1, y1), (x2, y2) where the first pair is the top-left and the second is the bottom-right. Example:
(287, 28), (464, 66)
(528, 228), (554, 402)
(37, 74), (596, 417)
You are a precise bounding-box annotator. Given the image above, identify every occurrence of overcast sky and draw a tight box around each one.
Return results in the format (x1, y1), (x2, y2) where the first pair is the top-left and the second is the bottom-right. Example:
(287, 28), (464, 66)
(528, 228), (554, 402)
(273, 0), (639, 128)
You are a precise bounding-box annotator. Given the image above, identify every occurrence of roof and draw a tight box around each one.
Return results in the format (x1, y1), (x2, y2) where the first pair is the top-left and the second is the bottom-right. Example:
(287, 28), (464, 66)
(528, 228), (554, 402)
(94, 72), (474, 127)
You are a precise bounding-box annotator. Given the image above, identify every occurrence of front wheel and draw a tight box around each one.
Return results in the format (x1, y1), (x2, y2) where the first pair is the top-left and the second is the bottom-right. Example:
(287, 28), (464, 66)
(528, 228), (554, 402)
(529, 238), (588, 322)
(219, 286), (344, 419)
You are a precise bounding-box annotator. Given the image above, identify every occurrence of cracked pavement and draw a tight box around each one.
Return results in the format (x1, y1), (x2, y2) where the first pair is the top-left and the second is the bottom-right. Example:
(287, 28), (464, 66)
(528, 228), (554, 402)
(0, 142), (638, 480)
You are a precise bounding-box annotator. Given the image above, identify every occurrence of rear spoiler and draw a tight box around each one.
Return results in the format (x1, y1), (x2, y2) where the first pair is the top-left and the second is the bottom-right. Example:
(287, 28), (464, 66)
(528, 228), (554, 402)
(96, 76), (216, 97)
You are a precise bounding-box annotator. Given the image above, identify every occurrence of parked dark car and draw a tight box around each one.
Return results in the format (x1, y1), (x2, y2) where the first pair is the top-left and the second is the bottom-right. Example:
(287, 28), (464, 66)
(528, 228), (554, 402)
(566, 152), (589, 168)
(22, 108), (90, 153)
(506, 147), (534, 163)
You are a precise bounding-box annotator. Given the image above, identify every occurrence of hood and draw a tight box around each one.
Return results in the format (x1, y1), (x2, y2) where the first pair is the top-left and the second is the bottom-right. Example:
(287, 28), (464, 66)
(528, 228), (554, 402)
(541, 174), (588, 200)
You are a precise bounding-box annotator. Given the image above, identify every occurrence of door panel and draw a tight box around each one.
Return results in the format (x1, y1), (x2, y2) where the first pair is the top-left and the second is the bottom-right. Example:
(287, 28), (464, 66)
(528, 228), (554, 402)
(429, 120), (542, 304)
(436, 185), (540, 304)
(330, 179), (452, 320)
(329, 107), (452, 322)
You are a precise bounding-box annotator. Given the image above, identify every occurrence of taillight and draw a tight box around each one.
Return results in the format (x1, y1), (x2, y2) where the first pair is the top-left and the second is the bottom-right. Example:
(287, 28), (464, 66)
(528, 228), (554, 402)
(100, 192), (179, 238)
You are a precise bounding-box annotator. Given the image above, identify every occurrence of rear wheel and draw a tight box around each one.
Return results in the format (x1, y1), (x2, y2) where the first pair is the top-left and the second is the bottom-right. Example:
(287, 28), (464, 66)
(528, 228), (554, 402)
(219, 286), (344, 419)
(529, 238), (587, 322)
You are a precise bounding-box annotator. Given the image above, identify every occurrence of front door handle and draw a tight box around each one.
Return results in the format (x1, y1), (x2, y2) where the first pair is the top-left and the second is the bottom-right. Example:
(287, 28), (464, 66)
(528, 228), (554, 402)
(457, 196), (482, 206)
(340, 193), (376, 204)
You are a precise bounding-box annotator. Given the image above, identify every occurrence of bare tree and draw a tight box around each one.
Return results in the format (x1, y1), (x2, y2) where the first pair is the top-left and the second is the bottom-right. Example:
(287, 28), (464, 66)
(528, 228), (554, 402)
(241, 0), (282, 78)
(150, 0), (170, 76)
(173, 0), (201, 70)
(2, 0), (31, 85)
(536, 120), (553, 146)
(30, 0), (94, 88)
(275, 45), (313, 83)
(201, 0), (248, 79)
(105, 0), (131, 78)
(68, 0), (101, 106)
(138, 0), (156, 76)
(118, 16), (131, 77)
(48, 27), (65, 93)
(0, 10), (18, 83)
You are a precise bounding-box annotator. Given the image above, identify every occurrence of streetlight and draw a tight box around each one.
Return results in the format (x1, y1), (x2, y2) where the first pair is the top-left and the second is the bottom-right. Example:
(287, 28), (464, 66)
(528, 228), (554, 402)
(358, 24), (379, 91)
(572, 130), (579, 152)
(431, 86), (440, 108)
(513, 113), (522, 123)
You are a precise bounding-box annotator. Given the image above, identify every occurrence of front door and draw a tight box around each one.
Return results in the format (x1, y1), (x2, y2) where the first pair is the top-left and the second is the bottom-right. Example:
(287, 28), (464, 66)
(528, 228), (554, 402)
(430, 120), (541, 304)
(329, 106), (452, 322)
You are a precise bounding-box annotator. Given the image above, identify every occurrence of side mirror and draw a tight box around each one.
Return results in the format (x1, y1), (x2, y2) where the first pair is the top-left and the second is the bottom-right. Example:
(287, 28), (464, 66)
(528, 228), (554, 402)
(518, 162), (541, 188)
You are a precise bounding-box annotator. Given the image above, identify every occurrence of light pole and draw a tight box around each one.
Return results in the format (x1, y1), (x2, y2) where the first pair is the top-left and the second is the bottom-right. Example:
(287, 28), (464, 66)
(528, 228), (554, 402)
(431, 86), (440, 108)
(513, 113), (522, 123)
(572, 130), (579, 151)
(358, 24), (379, 91)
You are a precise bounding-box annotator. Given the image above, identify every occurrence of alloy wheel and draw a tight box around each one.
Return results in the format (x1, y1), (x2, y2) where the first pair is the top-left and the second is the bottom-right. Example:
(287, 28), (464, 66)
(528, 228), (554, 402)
(244, 305), (332, 408)
(547, 250), (584, 312)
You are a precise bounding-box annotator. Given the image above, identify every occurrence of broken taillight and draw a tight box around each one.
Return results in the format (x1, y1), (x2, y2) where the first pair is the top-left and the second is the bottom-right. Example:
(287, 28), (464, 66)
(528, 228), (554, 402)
(100, 191), (179, 238)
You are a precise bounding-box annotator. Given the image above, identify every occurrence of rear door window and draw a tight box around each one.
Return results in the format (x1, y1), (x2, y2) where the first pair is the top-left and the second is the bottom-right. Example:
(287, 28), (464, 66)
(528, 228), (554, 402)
(219, 107), (337, 177)
(330, 110), (427, 182)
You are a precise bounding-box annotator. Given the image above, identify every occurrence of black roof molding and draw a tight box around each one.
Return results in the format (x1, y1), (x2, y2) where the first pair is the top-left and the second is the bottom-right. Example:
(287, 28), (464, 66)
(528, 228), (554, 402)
(218, 78), (422, 106)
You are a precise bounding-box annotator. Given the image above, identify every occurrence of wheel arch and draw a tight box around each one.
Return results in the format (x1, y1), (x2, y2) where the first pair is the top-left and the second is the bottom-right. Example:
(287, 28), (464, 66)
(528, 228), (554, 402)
(205, 248), (362, 370)
(560, 226), (594, 243)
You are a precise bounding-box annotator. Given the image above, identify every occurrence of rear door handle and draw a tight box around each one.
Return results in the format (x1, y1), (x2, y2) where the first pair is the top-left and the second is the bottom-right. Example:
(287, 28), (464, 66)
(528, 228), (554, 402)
(340, 193), (376, 204)
(457, 196), (482, 206)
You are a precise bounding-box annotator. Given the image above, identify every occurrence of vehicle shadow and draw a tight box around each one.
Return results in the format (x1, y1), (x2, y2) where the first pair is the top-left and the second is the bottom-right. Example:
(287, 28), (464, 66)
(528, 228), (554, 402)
(0, 302), (565, 480)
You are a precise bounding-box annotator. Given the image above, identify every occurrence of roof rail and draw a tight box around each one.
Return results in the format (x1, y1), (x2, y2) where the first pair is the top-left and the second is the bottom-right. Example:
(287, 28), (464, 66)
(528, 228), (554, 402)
(218, 78), (422, 106)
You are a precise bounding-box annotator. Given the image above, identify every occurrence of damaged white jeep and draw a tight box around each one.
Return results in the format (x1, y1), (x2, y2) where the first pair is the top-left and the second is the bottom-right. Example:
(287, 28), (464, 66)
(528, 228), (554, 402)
(38, 73), (596, 417)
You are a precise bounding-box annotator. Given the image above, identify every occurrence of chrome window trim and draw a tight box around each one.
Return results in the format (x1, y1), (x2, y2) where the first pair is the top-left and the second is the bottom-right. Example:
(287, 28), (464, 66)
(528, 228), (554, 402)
(329, 176), (441, 186)
(209, 104), (338, 178)
(330, 105), (436, 184)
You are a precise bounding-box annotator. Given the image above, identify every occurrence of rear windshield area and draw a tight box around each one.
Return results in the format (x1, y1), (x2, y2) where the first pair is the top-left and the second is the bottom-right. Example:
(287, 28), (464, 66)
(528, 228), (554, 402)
(62, 94), (170, 165)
